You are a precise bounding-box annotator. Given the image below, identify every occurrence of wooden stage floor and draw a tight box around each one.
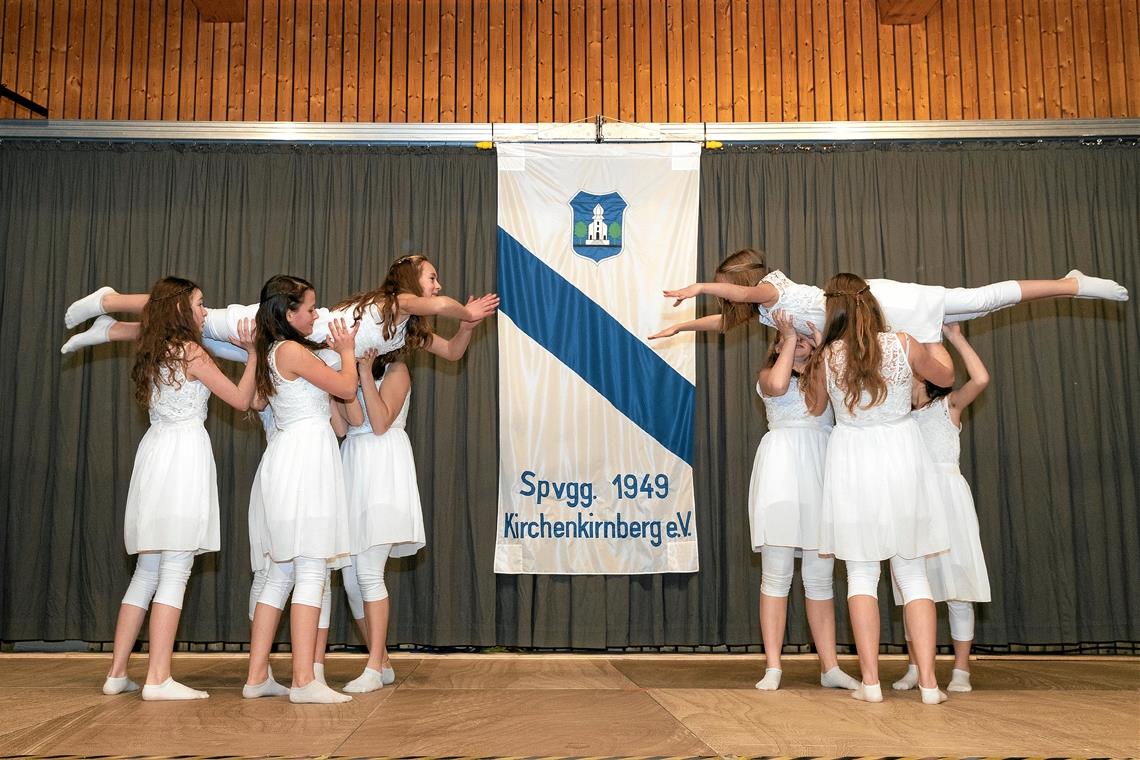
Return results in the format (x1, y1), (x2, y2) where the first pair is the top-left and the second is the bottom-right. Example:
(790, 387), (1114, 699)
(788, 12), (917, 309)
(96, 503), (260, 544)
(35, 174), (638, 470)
(1, 652), (1136, 758)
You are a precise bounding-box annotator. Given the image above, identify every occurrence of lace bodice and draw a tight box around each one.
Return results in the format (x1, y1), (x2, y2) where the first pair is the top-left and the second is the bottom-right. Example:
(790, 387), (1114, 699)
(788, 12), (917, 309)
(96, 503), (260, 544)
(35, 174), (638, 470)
(825, 333), (913, 426)
(755, 270), (827, 336)
(912, 396), (960, 465)
(757, 375), (834, 428)
(353, 306), (411, 356)
(267, 342), (332, 428)
(148, 365), (210, 425)
(346, 372), (411, 435)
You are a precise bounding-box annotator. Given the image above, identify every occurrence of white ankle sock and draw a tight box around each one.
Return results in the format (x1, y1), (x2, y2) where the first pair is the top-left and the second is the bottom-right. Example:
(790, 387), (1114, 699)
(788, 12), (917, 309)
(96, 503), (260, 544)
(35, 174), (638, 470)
(102, 675), (140, 695)
(892, 663), (919, 691)
(66, 286), (115, 329)
(921, 685), (948, 704)
(313, 662), (326, 685)
(62, 315), (115, 354)
(381, 663), (395, 685)
(343, 667), (385, 693)
(1068, 270), (1129, 301)
(948, 667), (972, 692)
(852, 682), (883, 702)
(141, 677), (209, 701)
(242, 670), (289, 699)
(754, 667), (782, 691)
(289, 679), (352, 704)
(820, 666), (860, 690)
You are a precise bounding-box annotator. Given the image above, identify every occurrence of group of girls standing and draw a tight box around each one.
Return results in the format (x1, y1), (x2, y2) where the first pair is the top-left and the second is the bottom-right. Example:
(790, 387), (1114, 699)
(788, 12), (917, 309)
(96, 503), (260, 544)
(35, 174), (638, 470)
(656, 250), (1126, 704)
(65, 255), (497, 704)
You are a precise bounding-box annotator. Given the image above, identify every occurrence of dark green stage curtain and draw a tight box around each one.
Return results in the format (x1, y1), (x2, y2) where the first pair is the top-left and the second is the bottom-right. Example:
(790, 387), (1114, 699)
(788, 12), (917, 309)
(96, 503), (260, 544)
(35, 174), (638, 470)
(0, 139), (1136, 649)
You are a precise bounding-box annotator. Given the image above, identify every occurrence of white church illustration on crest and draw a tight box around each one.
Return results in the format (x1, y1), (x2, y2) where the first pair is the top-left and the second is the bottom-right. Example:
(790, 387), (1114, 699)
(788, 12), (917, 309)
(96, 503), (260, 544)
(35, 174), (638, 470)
(585, 203), (610, 246)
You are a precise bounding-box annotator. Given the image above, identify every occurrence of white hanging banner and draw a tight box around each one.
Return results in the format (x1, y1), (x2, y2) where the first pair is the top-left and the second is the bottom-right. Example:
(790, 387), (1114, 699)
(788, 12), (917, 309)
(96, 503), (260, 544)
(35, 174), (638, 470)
(495, 143), (700, 574)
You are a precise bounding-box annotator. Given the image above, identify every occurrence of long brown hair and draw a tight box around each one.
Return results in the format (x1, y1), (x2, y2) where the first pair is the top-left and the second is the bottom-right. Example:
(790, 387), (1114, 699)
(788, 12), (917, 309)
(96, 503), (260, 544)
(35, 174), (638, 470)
(333, 254), (433, 353)
(715, 248), (770, 332)
(131, 277), (202, 408)
(802, 272), (889, 414)
(254, 275), (324, 400)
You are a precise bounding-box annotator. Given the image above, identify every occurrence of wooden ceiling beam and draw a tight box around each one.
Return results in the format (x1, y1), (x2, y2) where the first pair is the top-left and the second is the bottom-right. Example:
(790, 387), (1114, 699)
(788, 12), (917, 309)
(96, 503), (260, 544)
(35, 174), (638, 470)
(877, 0), (941, 24)
(189, 0), (246, 23)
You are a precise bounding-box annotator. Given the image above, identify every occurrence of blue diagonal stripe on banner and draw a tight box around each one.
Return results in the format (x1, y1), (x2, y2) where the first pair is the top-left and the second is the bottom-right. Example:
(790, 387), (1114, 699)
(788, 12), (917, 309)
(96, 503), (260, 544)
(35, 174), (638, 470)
(498, 227), (695, 466)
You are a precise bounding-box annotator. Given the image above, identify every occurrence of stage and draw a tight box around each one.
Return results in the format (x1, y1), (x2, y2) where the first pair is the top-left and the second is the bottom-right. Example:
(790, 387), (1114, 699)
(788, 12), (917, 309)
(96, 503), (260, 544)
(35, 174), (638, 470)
(1, 652), (1136, 757)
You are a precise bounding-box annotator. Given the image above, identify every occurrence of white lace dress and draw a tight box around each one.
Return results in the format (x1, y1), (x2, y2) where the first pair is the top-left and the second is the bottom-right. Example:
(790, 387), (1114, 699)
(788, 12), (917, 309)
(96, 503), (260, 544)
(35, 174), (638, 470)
(818, 333), (949, 561)
(909, 397), (991, 602)
(247, 341), (351, 572)
(123, 366), (219, 555)
(756, 270), (949, 343)
(747, 376), (833, 551)
(340, 374), (426, 558)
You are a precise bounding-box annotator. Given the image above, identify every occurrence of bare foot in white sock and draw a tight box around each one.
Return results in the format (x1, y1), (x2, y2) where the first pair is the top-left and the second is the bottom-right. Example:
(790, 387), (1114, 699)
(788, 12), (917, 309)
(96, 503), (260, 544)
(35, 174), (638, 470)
(289, 679), (352, 704)
(344, 667), (385, 693)
(921, 684), (949, 704)
(1068, 270), (1128, 301)
(141, 677), (208, 701)
(65, 286), (115, 329)
(62, 315), (115, 354)
(102, 674), (140, 695)
(820, 666), (860, 690)
(892, 663), (919, 690)
(948, 667), (972, 692)
(852, 682), (883, 702)
(754, 667), (782, 690)
(242, 663), (289, 699)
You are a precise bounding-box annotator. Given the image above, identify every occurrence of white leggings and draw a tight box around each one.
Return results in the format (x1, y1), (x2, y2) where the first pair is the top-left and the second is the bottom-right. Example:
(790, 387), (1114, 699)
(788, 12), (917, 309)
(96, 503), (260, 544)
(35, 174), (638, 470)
(354, 544), (394, 603)
(759, 545), (835, 601)
(946, 600), (975, 641)
(943, 281), (1021, 323)
(308, 566), (366, 628)
(846, 556), (933, 604)
(248, 557), (328, 613)
(122, 551), (194, 611)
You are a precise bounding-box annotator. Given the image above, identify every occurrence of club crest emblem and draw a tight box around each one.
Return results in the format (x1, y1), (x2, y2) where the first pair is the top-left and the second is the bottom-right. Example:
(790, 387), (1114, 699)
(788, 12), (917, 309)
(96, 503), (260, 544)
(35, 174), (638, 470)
(570, 191), (627, 263)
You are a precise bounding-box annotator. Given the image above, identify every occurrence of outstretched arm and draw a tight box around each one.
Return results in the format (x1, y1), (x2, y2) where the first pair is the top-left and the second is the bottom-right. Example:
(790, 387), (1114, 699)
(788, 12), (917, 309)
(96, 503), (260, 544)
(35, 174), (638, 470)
(424, 297), (489, 361)
(398, 292), (500, 322)
(943, 324), (989, 420)
(662, 281), (779, 308)
(648, 314), (724, 341)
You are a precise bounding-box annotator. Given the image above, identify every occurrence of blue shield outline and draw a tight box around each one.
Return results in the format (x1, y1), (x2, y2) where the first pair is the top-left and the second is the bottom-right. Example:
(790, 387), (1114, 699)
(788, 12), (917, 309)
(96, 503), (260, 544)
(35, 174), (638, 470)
(570, 191), (627, 263)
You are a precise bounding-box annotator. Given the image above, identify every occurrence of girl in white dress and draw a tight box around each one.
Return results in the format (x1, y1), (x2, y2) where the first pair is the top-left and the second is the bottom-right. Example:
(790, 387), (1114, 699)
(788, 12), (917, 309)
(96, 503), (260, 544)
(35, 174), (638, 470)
(650, 248), (1126, 344)
(749, 312), (859, 693)
(803, 273), (955, 705)
(103, 277), (258, 701)
(330, 348), (427, 693)
(61, 254), (500, 360)
(242, 274), (359, 705)
(893, 323), (992, 694)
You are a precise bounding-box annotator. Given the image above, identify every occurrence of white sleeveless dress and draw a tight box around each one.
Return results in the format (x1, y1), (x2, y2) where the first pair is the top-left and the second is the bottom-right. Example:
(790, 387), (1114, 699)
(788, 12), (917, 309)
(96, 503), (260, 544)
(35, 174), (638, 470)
(818, 333), (950, 561)
(123, 366), (219, 555)
(247, 341), (352, 571)
(747, 376), (834, 551)
(341, 374), (426, 558)
(910, 397), (991, 602)
(756, 270), (948, 343)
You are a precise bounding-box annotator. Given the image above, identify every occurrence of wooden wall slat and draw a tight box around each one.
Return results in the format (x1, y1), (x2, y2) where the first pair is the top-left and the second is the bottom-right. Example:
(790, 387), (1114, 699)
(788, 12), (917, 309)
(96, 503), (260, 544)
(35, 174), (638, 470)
(926, 0), (946, 118)
(990, 0), (1012, 119)
(830, 0), (848, 121)
(325, 0), (342, 122)
(537, 0), (553, 122)
(618, 0), (635, 120)
(406, 0), (423, 122)
(8, 0), (1139, 124)
(1038, 0), (1061, 118)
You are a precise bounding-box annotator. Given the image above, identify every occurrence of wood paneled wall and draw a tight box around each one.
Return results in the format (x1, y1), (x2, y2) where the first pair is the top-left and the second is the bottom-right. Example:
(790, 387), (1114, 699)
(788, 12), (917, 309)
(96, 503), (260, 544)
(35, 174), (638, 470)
(1, 0), (1137, 122)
